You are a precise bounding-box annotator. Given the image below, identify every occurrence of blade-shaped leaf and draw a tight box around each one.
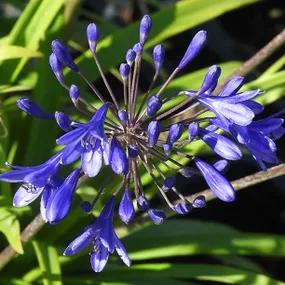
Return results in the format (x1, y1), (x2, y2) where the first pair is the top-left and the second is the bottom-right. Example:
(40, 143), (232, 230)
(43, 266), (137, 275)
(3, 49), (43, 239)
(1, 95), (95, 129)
(32, 241), (62, 285)
(0, 208), (23, 254)
(0, 46), (42, 61)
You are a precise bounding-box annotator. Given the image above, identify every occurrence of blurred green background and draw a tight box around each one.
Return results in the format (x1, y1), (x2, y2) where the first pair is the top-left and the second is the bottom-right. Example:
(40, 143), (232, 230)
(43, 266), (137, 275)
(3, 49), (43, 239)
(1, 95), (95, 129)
(0, 0), (285, 284)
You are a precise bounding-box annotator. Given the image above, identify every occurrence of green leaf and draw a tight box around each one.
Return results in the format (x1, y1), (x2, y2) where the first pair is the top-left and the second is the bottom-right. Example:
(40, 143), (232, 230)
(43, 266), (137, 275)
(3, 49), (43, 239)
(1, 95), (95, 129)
(32, 241), (62, 285)
(7, 0), (65, 81)
(123, 220), (285, 260)
(66, 263), (285, 285)
(0, 208), (23, 254)
(0, 46), (42, 61)
(3, 0), (42, 45)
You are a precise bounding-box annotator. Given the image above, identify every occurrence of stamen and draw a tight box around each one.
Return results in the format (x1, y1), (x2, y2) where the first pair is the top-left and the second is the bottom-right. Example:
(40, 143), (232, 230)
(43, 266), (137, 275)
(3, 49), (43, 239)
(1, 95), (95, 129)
(93, 54), (119, 109)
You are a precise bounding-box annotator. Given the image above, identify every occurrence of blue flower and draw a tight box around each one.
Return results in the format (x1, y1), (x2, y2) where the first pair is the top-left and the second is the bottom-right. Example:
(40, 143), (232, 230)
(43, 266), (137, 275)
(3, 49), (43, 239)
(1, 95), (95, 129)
(64, 197), (130, 272)
(0, 14), (283, 273)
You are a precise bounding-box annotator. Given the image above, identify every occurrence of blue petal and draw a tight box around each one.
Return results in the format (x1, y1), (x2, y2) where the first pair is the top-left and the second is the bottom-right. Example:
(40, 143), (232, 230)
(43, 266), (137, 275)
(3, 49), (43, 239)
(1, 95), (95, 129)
(56, 127), (87, 145)
(109, 138), (128, 175)
(114, 233), (131, 267)
(118, 189), (135, 224)
(242, 101), (264, 114)
(17, 98), (54, 119)
(147, 96), (162, 116)
(51, 39), (79, 72)
(81, 142), (102, 177)
(55, 112), (72, 132)
(148, 208), (166, 225)
(46, 169), (80, 224)
(219, 76), (244, 97)
(195, 158), (235, 202)
(199, 97), (255, 126)
(90, 243), (109, 272)
(0, 168), (35, 183)
(173, 201), (192, 214)
(139, 15), (152, 44)
(13, 184), (44, 207)
(153, 44), (165, 73)
(64, 227), (94, 256)
(98, 196), (115, 220)
(199, 129), (242, 160)
(162, 176), (176, 192)
(250, 118), (284, 135)
(99, 221), (115, 253)
(213, 160), (229, 173)
(168, 123), (183, 144)
(89, 103), (109, 139)
(199, 65), (221, 94)
(61, 141), (83, 165)
(40, 186), (52, 222)
(178, 30), (207, 69)
(147, 120), (161, 147)
(214, 90), (261, 104)
(193, 195), (206, 208)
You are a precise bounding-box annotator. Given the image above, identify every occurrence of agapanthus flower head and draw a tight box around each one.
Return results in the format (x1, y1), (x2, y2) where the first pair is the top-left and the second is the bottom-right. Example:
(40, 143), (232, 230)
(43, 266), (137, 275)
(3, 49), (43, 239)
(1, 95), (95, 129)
(0, 14), (283, 273)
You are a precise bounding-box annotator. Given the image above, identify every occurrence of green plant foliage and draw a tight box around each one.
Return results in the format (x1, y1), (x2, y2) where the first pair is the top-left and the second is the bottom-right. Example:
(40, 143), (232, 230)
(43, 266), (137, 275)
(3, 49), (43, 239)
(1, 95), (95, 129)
(0, 207), (23, 254)
(32, 241), (62, 285)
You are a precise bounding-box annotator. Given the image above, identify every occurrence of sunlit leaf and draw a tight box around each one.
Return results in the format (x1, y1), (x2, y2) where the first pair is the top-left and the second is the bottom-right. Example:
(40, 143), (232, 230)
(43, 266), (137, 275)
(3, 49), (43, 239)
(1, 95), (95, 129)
(0, 46), (42, 61)
(0, 208), (23, 254)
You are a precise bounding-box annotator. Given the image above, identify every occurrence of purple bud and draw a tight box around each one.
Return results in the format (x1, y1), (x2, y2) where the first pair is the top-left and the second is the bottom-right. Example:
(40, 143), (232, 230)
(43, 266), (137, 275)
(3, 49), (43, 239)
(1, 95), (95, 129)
(162, 176), (176, 192)
(179, 167), (193, 178)
(87, 23), (99, 54)
(153, 44), (165, 73)
(80, 201), (92, 213)
(148, 208), (165, 225)
(17, 98), (54, 119)
(128, 145), (139, 158)
(168, 123), (183, 144)
(147, 120), (161, 147)
(118, 109), (128, 125)
(133, 43), (143, 57)
(188, 122), (199, 140)
(137, 195), (150, 211)
(119, 189), (135, 224)
(178, 30), (207, 69)
(193, 195), (206, 208)
(55, 111), (72, 132)
(140, 15), (152, 45)
(147, 95), (163, 116)
(109, 138), (129, 175)
(126, 49), (136, 65)
(163, 143), (172, 156)
(51, 39), (79, 72)
(174, 201), (192, 214)
(69, 84), (80, 104)
(199, 65), (221, 94)
(49, 53), (65, 85)
(119, 63), (131, 80)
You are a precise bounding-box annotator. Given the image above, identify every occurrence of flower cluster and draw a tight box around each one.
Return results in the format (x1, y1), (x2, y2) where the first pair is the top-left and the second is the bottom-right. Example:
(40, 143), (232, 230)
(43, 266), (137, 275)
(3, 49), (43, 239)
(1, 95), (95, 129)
(0, 15), (284, 272)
